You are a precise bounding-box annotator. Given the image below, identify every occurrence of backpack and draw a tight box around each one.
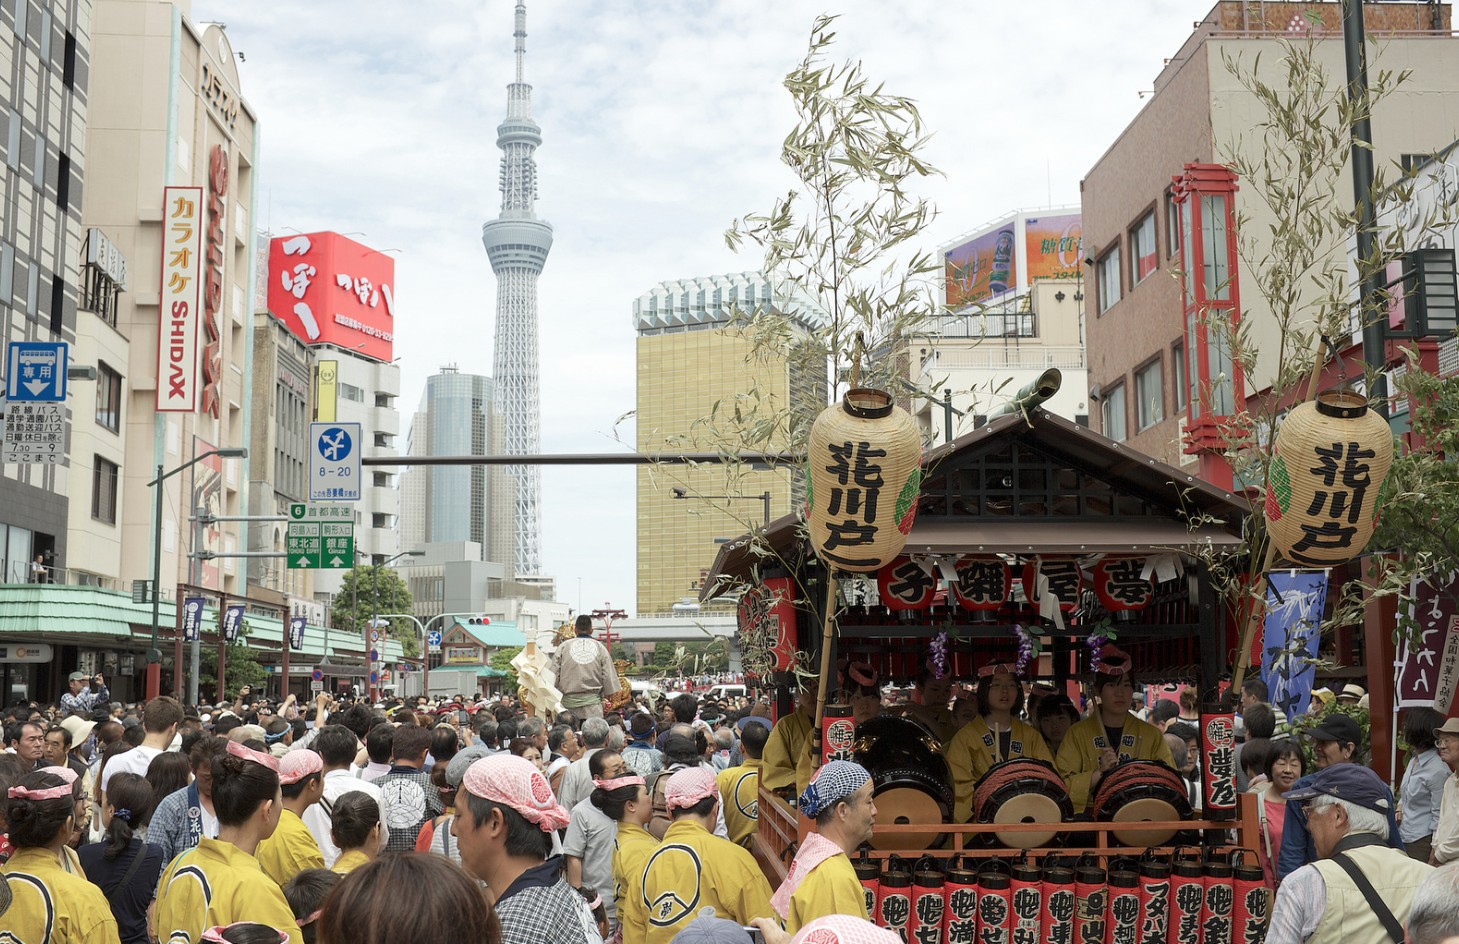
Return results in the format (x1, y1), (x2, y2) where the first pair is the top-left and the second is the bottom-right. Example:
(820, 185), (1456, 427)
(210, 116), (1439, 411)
(646, 768), (674, 840)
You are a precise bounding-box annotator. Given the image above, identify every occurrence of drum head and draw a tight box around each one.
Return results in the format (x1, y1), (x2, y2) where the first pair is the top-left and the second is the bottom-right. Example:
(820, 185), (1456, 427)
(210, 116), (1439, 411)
(1109, 797), (1180, 846)
(990, 793), (1063, 848)
(872, 785), (946, 850)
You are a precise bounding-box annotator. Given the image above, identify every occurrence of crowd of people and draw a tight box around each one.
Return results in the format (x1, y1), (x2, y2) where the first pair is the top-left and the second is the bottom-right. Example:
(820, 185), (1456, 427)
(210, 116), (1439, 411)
(8, 629), (1459, 944)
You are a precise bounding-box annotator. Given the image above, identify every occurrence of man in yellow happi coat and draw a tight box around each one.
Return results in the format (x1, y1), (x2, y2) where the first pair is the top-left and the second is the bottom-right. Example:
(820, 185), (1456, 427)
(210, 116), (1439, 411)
(762, 675), (817, 794)
(1054, 646), (1175, 814)
(770, 760), (877, 936)
(155, 837), (303, 944)
(946, 664), (1054, 823)
(255, 750), (326, 888)
(640, 767), (775, 944)
(717, 719), (769, 847)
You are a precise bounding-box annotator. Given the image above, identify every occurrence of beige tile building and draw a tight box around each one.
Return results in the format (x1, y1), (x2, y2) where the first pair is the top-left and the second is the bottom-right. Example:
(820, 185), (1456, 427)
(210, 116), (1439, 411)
(634, 272), (825, 616)
(75, 2), (258, 612)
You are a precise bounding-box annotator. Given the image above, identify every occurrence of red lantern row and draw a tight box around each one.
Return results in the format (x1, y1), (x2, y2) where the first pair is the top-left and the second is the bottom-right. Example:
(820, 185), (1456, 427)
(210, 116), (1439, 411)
(877, 555), (1152, 614)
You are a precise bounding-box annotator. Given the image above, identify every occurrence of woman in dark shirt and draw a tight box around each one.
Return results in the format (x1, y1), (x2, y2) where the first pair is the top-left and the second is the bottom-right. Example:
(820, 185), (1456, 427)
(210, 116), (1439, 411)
(79, 771), (166, 944)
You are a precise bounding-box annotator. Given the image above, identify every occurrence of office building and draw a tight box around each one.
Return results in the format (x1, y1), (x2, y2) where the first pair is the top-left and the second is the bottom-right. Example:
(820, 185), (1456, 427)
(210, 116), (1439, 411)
(633, 271), (826, 616)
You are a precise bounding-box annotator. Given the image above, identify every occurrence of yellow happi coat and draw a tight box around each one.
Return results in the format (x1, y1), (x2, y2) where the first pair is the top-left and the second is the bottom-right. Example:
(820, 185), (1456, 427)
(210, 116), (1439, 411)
(716, 759), (763, 848)
(1054, 714), (1175, 814)
(945, 716), (1055, 823)
(330, 849), (369, 875)
(255, 808), (325, 889)
(613, 821), (659, 942)
(785, 851), (869, 935)
(155, 837), (303, 944)
(640, 818), (775, 944)
(0, 846), (118, 944)
(762, 711), (812, 793)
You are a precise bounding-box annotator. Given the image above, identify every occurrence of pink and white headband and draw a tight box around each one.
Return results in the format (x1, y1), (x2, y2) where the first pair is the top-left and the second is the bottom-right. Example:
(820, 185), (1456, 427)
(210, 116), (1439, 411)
(593, 774), (645, 792)
(226, 738), (281, 772)
(7, 765), (78, 800)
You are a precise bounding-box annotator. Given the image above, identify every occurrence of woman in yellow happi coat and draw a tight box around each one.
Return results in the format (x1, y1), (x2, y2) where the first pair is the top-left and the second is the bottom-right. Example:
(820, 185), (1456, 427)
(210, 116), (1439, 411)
(946, 663), (1054, 823)
(591, 770), (659, 943)
(1054, 646), (1176, 814)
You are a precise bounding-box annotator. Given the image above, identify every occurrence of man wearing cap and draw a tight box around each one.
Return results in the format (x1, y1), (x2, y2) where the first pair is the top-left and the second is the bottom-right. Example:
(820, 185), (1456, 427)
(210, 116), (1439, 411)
(623, 711), (665, 779)
(639, 766), (775, 944)
(1277, 713), (1406, 881)
(763, 675), (818, 796)
(61, 671), (109, 715)
(414, 744), (492, 865)
(771, 760), (877, 935)
(299, 725), (389, 866)
(1054, 647), (1176, 814)
(555, 614), (619, 721)
(255, 748), (326, 887)
(717, 720), (769, 848)
(452, 754), (601, 944)
(1266, 765), (1433, 944)
(1427, 718), (1459, 865)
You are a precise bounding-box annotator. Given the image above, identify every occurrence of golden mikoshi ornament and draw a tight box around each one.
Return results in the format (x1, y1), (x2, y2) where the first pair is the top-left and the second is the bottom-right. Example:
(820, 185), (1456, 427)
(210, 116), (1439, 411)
(804, 388), (922, 572)
(1264, 390), (1394, 567)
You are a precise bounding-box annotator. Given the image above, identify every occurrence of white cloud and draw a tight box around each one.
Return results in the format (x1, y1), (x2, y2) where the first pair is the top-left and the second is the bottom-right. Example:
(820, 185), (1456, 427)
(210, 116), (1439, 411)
(196, 0), (1201, 615)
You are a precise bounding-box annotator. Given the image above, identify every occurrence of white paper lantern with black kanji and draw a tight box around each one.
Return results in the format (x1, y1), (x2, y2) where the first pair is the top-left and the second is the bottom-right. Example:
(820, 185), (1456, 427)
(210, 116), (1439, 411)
(1265, 390), (1395, 567)
(805, 388), (923, 572)
(952, 556), (1011, 612)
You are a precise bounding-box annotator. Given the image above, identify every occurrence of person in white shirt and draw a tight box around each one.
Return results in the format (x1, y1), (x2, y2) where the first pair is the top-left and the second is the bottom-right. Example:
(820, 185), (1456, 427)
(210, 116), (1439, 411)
(356, 722), (394, 783)
(99, 696), (182, 803)
(301, 724), (388, 866)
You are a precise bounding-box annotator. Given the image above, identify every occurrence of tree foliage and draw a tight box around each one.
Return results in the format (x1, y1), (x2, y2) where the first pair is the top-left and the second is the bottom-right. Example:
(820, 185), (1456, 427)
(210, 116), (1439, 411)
(329, 565), (418, 656)
(491, 646), (522, 695)
(199, 616), (268, 700)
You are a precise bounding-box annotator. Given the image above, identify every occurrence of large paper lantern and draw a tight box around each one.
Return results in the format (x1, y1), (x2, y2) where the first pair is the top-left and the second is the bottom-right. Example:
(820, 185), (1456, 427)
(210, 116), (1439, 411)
(1265, 390), (1394, 567)
(1092, 558), (1154, 614)
(1021, 557), (1083, 613)
(878, 556), (937, 611)
(805, 388), (923, 572)
(952, 555), (1011, 612)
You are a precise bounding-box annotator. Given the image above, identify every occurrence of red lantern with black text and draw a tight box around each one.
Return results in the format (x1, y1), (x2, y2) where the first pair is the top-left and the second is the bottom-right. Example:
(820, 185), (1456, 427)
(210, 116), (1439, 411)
(1074, 856), (1107, 944)
(1093, 558), (1154, 616)
(953, 555), (1011, 613)
(878, 556), (937, 611)
(1167, 852), (1204, 944)
(1011, 857), (1043, 944)
(1137, 855), (1172, 944)
(977, 863), (1014, 944)
(1229, 851), (1269, 944)
(854, 849), (881, 924)
(1200, 696), (1237, 822)
(1200, 857), (1233, 944)
(1105, 862), (1141, 944)
(1042, 856), (1076, 944)
(876, 855), (913, 938)
(1022, 557), (1084, 612)
(909, 856), (947, 944)
(944, 855), (979, 944)
(820, 704), (855, 764)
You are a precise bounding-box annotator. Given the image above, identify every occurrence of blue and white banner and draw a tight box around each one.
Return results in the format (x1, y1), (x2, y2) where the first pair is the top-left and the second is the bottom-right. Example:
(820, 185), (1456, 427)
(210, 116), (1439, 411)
(182, 596), (206, 642)
(222, 604), (245, 643)
(289, 616), (307, 651)
(1260, 572), (1329, 720)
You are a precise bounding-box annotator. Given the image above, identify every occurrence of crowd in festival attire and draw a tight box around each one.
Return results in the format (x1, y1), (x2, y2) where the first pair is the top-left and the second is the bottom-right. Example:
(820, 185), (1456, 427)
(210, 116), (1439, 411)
(8, 635), (1459, 944)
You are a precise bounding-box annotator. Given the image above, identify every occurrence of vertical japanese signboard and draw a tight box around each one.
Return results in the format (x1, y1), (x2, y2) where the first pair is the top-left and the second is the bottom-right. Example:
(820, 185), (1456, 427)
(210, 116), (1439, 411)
(1412, 573), (1459, 714)
(157, 186), (204, 412)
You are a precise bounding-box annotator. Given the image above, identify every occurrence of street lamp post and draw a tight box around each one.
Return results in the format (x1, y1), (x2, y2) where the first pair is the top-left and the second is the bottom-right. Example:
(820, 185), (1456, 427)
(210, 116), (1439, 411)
(670, 487), (772, 527)
(377, 609), (479, 703)
(369, 550), (424, 701)
(145, 446), (248, 700)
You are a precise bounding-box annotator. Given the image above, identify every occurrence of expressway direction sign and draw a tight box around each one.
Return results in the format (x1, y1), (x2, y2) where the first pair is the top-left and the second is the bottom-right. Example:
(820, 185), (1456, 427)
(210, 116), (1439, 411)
(287, 503), (354, 569)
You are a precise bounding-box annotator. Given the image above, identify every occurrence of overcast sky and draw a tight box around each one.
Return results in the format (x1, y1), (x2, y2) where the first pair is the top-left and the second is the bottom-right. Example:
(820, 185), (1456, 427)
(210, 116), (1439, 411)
(194, 0), (1207, 617)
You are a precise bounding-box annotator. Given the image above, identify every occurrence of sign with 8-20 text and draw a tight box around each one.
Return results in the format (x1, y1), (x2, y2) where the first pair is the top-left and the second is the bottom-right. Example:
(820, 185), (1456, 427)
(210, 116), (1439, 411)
(309, 422), (360, 501)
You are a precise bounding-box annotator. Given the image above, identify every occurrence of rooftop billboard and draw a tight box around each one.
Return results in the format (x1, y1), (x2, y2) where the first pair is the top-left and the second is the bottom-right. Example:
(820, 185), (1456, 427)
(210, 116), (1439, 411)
(268, 232), (396, 362)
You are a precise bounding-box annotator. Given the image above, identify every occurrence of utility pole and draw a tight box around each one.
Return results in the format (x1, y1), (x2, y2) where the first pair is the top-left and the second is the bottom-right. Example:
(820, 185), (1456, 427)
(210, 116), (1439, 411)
(1342, 0), (1389, 417)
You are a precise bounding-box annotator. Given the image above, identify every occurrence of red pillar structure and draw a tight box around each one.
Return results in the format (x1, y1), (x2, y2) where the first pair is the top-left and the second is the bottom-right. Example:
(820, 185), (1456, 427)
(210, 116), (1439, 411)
(1172, 163), (1248, 491)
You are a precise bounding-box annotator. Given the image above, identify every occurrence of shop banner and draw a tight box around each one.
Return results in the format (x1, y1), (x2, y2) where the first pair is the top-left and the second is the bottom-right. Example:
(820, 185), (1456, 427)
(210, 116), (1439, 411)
(1416, 572), (1459, 714)
(1259, 572), (1329, 722)
(222, 604), (245, 643)
(157, 186), (204, 412)
(289, 616), (306, 651)
(182, 596), (206, 642)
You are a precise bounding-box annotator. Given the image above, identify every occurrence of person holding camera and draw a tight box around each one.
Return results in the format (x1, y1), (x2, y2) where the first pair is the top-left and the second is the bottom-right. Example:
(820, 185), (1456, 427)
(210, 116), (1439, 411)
(61, 672), (110, 715)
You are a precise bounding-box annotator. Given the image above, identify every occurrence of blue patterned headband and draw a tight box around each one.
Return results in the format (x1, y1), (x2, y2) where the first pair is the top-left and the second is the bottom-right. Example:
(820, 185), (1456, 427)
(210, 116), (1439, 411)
(798, 760), (871, 818)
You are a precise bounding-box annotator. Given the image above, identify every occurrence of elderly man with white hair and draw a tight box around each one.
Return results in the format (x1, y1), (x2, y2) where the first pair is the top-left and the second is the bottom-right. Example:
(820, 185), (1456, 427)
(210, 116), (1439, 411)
(1268, 764), (1433, 944)
(1407, 862), (1459, 944)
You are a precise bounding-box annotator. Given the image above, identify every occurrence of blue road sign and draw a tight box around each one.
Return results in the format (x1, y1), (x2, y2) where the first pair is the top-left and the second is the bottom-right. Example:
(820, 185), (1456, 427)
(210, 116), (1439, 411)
(427, 631), (442, 646)
(6, 342), (67, 402)
(312, 668), (323, 682)
(369, 670), (379, 685)
(369, 649), (379, 662)
(309, 422), (361, 501)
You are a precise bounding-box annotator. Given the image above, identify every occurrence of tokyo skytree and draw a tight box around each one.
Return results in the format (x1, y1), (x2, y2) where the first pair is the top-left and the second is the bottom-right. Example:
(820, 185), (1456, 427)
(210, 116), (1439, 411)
(483, 0), (551, 578)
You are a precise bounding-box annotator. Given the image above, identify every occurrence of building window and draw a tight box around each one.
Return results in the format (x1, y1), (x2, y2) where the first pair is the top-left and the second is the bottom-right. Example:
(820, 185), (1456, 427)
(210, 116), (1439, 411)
(1135, 359), (1163, 431)
(1130, 212), (1157, 285)
(1097, 246), (1121, 314)
(374, 393), (391, 408)
(1101, 382), (1127, 442)
(1166, 188), (1181, 259)
(373, 471), (391, 488)
(96, 362), (121, 432)
(92, 457), (118, 524)
(372, 513), (390, 529)
(340, 382), (364, 402)
(1172, 340), (1187, 410)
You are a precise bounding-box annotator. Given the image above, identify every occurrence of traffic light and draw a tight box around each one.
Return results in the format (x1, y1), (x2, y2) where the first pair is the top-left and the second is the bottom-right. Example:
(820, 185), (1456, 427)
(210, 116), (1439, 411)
(464, 616), (491, 626)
